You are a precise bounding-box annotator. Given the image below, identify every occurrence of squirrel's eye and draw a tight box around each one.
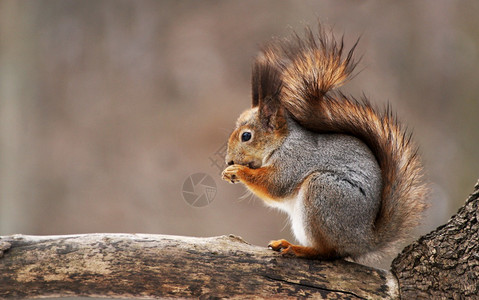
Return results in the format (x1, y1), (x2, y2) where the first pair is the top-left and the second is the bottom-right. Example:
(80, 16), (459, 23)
(241, 131), (252, 142)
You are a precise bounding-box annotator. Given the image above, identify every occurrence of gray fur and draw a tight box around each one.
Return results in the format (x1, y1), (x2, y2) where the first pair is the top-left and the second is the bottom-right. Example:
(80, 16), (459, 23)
(268, 115), (382, 258)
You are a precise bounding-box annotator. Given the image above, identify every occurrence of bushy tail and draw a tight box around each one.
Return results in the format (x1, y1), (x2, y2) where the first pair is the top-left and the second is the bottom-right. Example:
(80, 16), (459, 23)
(260, 24), (428, 254)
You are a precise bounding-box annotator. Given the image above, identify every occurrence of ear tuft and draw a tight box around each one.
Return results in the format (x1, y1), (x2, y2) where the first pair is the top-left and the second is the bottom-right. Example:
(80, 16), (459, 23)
(251, 57), (282, 108)
(251, 57), (284, 131)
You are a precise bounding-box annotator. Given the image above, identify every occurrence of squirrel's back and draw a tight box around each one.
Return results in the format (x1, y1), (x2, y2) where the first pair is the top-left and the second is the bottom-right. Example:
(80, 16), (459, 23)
(259, 24), (428, 257)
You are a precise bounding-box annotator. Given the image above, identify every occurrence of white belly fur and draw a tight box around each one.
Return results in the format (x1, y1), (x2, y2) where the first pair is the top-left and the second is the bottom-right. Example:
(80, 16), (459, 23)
(263, 187), (310, 247)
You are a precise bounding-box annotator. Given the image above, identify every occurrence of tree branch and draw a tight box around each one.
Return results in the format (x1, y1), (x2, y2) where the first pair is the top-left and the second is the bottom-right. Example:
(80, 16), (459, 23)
(0, 233), (398, 299)
(4, 180), (479, 299)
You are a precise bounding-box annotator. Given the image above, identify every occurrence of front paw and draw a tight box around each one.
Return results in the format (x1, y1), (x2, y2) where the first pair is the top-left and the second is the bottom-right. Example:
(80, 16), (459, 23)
(221, 165), (244, 184)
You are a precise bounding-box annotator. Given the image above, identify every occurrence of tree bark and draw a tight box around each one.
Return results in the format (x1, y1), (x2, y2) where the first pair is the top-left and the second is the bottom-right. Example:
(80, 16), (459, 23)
(0, 233), (397, 299)
(391, 180), (479, 299)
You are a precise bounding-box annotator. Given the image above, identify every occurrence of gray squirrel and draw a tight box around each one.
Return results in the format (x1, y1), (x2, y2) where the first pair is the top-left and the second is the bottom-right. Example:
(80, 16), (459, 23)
(221, 24), (428, 261)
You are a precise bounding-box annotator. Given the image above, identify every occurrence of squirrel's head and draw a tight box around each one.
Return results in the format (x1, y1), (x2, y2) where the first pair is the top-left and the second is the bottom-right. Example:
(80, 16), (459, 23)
(225, 55), (286, 169)
(225, 98), (288, 169)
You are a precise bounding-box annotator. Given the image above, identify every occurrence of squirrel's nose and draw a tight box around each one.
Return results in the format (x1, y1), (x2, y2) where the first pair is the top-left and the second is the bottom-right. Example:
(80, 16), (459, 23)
(227, 160), (234, 166)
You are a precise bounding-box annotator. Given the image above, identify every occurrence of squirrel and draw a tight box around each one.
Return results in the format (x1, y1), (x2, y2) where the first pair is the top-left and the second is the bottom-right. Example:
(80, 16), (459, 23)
(221, 24), (428, 261)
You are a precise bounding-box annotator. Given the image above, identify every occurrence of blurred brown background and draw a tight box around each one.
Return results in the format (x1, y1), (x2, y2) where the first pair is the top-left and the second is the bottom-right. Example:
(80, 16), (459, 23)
(1, 0), (478, 267)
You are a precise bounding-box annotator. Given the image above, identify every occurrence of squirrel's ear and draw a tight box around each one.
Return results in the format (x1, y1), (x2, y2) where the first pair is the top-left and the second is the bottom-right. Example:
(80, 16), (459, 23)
(252, 62), (260, 108)
(258, 95), (285, 131)
(252, 58), (284, 131)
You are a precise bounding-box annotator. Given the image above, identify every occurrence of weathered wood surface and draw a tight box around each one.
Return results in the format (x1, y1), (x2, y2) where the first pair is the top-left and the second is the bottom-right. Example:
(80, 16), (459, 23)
(391, 180), (479, 299)
(0, 233), (398, 299)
